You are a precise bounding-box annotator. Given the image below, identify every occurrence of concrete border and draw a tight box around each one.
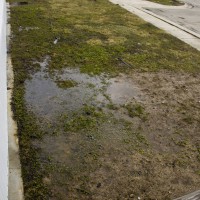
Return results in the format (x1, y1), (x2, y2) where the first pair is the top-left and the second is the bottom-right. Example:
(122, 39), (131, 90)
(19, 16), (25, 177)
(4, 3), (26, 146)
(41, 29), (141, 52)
(174, 190), (200, 200)
(7, 3), (24, 200)
(7, 54), (24, 200)
(0, 0), (8, 199)
(109, 0), (200, 51)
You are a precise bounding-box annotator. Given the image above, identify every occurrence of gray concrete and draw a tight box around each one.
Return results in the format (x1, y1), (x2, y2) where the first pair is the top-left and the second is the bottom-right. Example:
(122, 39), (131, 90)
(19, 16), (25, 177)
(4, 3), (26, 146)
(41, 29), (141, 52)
(7, 3), (24, 200)
(109, 0), (200, 51)
(7, 54), (24, 200)
(0, 0), (8, 199)
(146, 0), (200, 35)
(174, 190), (200, 200)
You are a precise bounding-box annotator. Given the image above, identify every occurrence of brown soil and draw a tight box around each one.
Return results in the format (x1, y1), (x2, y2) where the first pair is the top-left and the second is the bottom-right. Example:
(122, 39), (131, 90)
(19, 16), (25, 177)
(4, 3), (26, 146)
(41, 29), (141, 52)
(29, 69), (200, 200)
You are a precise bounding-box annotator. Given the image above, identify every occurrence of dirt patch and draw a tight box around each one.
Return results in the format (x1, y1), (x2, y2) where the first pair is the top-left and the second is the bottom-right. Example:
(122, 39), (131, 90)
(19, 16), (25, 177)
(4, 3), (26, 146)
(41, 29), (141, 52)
(26, 65), (200, 199)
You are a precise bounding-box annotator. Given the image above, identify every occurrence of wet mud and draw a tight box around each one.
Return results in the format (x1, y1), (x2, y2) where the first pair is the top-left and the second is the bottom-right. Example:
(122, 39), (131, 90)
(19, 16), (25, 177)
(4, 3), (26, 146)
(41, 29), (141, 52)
(24, 57), (200, 199)
(25, 57), (141, 121)
(10, 2), (29, 7)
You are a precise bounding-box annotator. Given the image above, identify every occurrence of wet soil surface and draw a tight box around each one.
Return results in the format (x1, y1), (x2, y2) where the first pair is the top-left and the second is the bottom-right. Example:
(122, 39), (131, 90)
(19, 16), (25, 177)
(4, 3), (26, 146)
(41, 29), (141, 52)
(25, 57), (200, 199)
(10, 1), (29, 7)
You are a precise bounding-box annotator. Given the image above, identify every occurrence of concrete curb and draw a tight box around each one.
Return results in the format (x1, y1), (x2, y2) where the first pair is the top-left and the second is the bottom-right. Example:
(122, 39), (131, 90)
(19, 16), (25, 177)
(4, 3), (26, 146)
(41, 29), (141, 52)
(0, 0), (8, 199)
(7, 3), (24, 200)
(174, 190), (200, 200)
(7, 54), (24, 200)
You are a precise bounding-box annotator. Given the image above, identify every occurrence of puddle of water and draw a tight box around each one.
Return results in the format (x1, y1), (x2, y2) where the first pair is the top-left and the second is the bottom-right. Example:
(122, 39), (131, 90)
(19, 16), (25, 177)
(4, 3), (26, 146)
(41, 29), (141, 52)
(26, 57), (145, 199)
(34, 55), (50, 70)
(10, 2), (29, 7)
(18, 26), (39, 32)
(34, 112), (145, 199)
(106, 75), (141, 105)
(25, 57), (106, 119)
(25, 57), (141, 122)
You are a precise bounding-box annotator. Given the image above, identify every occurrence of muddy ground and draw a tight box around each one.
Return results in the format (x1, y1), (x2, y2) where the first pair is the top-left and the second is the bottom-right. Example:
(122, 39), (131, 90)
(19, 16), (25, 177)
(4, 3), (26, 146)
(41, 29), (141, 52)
(25, 58), (200, 199)
(9, 0), (200, 199)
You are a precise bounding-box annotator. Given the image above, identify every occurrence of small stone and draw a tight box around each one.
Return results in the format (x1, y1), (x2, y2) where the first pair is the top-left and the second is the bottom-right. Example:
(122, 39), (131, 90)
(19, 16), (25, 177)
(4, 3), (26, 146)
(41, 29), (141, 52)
(138, 197), (141, 200)
(43, 177), (51, 185)
(87, 135), (94, 140)
(129, 194), (134, 198)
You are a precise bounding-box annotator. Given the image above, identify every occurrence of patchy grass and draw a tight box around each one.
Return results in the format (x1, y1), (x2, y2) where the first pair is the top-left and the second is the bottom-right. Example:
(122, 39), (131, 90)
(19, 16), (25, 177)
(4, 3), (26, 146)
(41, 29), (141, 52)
(12, 87), (50, 199)
(55, 80), (77, 89)
(124, 103), (147, 120)
(9, 0), (200, 199)
(9, 0), (200, 77)
(63, 106), (106, 132)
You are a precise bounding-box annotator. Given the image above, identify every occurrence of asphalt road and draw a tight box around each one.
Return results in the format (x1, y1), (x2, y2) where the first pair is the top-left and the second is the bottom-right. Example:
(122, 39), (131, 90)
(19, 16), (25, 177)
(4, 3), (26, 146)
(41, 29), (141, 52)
(146, 0), (200, 35)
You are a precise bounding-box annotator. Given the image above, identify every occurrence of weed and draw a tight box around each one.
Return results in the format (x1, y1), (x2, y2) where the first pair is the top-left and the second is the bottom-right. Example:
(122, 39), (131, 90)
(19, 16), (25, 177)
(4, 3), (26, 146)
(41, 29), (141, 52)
(64, 106), (105, 132)
(107, 103), (118, 110)
(183, 116), (193, 124)
(55, 79), (77, 89)
(124, 103), (147, 120)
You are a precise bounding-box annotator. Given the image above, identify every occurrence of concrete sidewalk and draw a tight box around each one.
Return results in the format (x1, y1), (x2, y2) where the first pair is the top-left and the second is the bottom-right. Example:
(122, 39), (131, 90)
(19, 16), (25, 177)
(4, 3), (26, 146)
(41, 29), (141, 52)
(109, 0), (200, 51)
(146, 0), (200, 35)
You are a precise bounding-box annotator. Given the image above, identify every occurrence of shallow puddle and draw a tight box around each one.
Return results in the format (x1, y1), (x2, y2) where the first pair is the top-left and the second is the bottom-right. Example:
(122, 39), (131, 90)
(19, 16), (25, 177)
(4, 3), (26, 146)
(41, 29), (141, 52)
(25, 57), (141, 120)
(23, 57), (200, 199)
(10, 2), (29, 7)
(25, 57), (147, 199)
(106, 75), (141, 105)
(25, 58), (106, 119)
(18, 26), (39, 32)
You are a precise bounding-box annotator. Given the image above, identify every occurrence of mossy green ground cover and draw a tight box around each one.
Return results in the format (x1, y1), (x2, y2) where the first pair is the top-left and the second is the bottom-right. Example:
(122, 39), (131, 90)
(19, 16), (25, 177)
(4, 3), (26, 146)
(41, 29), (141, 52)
(9, 0), (200, 199)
